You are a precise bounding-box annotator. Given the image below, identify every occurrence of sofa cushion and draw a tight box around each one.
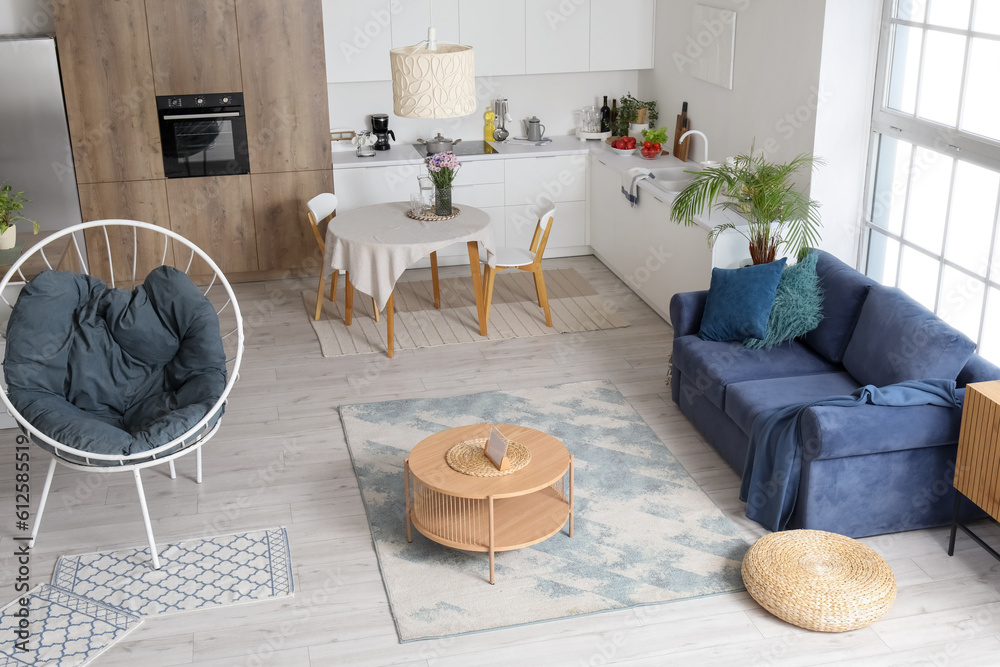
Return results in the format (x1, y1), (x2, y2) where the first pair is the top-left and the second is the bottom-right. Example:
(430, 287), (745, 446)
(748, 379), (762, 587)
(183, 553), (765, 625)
(699, 258), (787, 341)
(745, 251), (823, 349)
(842, 284), (976, 387)
(803, 250), (877, 364)
(673, 335), (840, 410)
(725, 372), (862, 435)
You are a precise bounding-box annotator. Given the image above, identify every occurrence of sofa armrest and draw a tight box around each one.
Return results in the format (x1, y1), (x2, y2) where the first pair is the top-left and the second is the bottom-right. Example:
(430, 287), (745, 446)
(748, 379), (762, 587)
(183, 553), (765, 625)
(957, 353), (1000, 387)
(799, 395), (965, 462)
(670, 291), (709, 338)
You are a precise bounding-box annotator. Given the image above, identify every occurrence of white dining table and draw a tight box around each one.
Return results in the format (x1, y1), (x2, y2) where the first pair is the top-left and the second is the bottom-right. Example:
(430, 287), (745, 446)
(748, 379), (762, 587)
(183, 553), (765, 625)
(322, 201), (497, 357)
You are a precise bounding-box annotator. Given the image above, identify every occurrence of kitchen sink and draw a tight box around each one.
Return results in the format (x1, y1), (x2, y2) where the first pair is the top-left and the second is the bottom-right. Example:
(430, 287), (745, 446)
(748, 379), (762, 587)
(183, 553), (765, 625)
(646, 165), (701, 195)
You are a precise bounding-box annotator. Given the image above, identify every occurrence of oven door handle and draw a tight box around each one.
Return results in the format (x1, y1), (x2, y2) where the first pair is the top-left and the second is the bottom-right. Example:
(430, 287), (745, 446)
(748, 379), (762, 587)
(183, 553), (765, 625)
(161, 111), (241, 120)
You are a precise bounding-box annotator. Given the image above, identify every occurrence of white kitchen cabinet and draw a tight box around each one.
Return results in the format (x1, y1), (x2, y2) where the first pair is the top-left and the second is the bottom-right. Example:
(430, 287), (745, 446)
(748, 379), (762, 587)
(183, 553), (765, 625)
(589, 0), (655, 71)
(458, 0), (526, 76)
(588, 155), (628, 267)
(504, 155), (588, 253)
(333, 162), (424, 210)
(525, 0), (590, 74)
(390, 0), (460, 48)
(323, 0), (393, 82)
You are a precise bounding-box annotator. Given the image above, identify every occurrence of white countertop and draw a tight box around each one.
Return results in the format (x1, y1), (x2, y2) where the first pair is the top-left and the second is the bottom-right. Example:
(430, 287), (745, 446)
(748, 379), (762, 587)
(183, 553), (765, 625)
(331, 135), (608, 169)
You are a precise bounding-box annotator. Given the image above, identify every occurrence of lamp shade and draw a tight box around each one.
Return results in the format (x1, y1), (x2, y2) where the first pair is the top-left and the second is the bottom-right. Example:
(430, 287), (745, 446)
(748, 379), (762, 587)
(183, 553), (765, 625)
(390, 41), (476, 119)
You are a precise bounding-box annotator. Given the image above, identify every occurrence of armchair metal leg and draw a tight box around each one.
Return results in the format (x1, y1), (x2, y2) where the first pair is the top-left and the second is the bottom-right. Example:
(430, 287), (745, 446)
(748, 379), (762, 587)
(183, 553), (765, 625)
(133, 469), (161, 569)
(168, 460), (177, 479)
(29, 458), (57, 548)
(196, 448), (203, 484)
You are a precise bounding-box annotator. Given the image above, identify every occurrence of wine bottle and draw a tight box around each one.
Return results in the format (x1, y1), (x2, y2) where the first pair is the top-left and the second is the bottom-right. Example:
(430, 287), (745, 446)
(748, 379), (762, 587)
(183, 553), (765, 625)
(600, 95), (611, 133)
(610, 98), (618, 133)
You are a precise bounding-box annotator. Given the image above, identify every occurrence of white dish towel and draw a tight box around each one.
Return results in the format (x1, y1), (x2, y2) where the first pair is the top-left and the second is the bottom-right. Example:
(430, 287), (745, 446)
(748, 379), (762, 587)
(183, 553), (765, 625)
(621, 168), (655, 208)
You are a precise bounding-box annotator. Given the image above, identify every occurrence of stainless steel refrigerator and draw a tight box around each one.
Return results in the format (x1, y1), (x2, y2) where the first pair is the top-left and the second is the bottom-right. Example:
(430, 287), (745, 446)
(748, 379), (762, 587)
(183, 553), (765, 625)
(0, 36), (81, 231)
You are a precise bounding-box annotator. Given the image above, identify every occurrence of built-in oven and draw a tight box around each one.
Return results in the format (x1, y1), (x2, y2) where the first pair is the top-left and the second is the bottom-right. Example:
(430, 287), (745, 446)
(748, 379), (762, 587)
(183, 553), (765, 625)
(156, 92), (250, 178)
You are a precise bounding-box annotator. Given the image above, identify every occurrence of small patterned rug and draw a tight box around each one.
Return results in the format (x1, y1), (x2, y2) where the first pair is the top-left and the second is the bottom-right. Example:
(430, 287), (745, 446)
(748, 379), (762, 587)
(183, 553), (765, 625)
(340, 380), (749, 642)
(51, 527), (294, 617)
(304, 267), (629, 357)
(0, 584), (141, 666)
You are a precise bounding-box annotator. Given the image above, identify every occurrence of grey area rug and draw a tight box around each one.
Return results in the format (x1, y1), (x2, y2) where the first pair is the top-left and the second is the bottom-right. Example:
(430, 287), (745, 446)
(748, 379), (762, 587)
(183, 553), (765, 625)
(304, 268), (629, 357)
(340, 380), (749, 642)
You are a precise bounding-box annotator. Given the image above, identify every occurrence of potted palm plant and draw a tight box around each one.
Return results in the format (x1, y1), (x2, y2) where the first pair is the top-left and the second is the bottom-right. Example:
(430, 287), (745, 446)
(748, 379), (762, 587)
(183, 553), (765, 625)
(669, 149), (823, 264)
(0, 184), (39, 251)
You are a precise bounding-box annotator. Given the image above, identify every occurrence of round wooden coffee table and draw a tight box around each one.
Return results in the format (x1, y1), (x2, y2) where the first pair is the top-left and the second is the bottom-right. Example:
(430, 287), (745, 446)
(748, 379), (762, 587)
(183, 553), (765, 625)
(404, 424), (574, 584)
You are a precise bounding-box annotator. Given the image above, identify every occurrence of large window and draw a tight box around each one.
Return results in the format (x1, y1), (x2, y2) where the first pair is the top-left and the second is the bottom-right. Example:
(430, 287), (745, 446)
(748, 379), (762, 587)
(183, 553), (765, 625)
(865, 0), (1000, 361)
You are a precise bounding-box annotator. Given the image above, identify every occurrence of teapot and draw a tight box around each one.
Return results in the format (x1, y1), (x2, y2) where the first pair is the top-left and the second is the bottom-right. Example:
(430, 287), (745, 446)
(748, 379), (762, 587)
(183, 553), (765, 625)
(525, 116), (546, 142)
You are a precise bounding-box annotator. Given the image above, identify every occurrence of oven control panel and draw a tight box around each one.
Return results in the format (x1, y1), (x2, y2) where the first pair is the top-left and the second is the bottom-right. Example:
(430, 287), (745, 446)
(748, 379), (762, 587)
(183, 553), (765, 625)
(156, 92), (244, 110)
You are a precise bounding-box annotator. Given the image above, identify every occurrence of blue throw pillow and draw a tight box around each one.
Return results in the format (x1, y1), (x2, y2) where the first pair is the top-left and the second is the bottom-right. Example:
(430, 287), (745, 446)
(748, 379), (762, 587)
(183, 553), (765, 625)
(698, 258), (787, 342)
(842, 284), (976, 387)
(745, 251), (823, 349)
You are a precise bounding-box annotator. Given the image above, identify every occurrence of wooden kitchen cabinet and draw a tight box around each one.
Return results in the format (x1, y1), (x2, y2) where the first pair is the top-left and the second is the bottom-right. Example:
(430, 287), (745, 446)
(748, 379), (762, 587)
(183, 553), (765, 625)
(323, 0), (394, 82)
(526, 0), (591, 74)
(250, 169), (336, 273)
(590, 0), (655, 71)
(146, 0), (244, 96)
(77, 179), (175, 284)
(54, 0), (163, 184)
(237, 0), (332, 173)
(166, 175), (258, 276)
(458, 0), (526, 76)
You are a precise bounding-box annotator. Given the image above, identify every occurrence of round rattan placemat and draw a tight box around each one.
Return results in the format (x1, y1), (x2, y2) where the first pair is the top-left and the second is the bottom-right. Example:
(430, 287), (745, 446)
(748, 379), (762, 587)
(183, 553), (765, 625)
(445, 437), (531, 477)
(741, 529), (896, 632)
(406, 206), (460, 221)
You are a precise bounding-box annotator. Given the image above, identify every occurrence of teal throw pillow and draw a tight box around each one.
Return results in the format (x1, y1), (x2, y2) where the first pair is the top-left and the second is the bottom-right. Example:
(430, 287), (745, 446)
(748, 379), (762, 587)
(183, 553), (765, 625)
(745, 251), (823, 349)
(698, 258), (787, 342)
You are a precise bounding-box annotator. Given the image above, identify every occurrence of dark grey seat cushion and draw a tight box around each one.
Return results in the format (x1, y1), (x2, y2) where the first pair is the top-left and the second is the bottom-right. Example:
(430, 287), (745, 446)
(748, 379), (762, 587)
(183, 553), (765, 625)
(4, 267), (227, 464)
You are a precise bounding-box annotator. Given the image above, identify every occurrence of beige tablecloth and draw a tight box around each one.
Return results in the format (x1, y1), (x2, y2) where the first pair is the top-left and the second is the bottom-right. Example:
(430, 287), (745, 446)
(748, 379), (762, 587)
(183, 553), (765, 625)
(324, 201), (496, 311)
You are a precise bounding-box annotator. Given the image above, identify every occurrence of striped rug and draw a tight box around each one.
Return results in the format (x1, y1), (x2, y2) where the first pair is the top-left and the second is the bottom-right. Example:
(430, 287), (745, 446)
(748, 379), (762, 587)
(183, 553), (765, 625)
(302, 268), (629, 357)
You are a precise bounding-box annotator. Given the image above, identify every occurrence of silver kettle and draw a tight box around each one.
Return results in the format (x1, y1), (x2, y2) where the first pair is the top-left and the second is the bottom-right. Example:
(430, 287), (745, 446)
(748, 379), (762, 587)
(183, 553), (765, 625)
(525, 116), (546, 142)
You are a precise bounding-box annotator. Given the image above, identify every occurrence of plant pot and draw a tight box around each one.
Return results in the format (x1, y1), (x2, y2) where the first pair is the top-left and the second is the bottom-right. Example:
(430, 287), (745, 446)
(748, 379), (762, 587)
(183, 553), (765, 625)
(0, 226), (16, 250)
(435, 186), (452, 217)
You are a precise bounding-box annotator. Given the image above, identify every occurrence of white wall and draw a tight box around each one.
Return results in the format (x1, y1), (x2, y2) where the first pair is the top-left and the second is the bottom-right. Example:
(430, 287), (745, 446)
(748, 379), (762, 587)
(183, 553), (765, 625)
(0, 0), (54, 36)
(639, 0), (884, 266)
(810, 0), (881, 264)
(639, 0), (827, 166)
(328, 70), (640, 147)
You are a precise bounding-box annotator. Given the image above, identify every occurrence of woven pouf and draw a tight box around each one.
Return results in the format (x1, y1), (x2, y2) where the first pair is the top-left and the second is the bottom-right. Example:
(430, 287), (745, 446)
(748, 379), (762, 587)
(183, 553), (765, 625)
(742, 529), (896, 632)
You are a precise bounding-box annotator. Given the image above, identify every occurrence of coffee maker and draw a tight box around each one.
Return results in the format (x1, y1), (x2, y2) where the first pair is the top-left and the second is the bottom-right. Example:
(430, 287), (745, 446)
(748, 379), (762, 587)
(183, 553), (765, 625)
(371, 113), (395, 150)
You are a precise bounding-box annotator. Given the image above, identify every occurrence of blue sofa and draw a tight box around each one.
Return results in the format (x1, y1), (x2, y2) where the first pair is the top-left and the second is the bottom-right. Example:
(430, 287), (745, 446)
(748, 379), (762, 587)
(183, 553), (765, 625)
(670, 250), (1000, 537)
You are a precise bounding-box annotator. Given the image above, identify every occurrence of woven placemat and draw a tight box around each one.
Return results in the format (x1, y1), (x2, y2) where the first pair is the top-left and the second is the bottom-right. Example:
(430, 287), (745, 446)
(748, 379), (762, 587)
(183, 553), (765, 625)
(445, 437), (531, 477)
(406, 206), (460, 221)
(742, 529), (896, 632)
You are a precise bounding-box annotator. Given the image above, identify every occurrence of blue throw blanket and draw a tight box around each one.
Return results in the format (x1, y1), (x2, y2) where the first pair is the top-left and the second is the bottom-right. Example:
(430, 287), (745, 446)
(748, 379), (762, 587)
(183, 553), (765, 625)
(739, 379), (961, 531)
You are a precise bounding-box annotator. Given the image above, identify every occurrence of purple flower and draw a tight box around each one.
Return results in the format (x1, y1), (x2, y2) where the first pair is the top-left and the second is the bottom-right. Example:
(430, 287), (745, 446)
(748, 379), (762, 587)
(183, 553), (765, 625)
(425, 151), (461, 188)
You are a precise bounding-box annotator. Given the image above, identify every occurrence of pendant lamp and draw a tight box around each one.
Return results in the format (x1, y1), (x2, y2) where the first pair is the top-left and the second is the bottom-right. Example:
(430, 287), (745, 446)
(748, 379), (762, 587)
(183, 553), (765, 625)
(390, 28), (476, 119)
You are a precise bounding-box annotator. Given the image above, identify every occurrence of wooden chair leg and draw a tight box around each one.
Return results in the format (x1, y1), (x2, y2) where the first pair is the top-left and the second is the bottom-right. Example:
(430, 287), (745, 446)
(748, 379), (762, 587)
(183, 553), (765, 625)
(386, 291), (395, 358)
(482, 265), (497, 334)
(329, 270), (338, 301)
(314, 274), (326, 321)
(372, 296), (380, 322)
(533, 267), (552, 327)
(345, 272), (354, 326)
(431, 251), (441, 308)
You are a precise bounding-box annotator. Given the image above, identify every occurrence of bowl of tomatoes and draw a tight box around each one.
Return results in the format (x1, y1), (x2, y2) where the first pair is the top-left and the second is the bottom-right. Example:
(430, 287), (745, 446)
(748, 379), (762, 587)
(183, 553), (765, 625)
(638, 127), (668, 159)
(607, 136), (637, 155)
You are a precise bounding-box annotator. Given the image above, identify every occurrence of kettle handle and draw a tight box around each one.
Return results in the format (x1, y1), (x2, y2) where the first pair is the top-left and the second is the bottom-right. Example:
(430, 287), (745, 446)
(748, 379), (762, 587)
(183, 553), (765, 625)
(540, 124), (546, 137)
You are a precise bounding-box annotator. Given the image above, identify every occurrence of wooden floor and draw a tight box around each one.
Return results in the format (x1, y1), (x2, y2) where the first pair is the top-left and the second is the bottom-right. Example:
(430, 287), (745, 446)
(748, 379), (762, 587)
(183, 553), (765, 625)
(3, 255), (1000, 666)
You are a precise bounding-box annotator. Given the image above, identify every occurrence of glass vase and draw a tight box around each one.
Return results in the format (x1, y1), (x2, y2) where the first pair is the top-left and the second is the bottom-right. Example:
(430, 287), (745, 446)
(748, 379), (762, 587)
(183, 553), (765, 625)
(435, 186), (452, 216)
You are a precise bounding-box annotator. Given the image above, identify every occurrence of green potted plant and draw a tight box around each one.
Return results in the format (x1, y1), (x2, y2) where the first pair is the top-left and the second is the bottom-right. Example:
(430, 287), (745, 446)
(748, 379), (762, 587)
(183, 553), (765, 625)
(0, 184), (39, 251)
(669, 149), (823, 264)
(612, 93), (658, 138)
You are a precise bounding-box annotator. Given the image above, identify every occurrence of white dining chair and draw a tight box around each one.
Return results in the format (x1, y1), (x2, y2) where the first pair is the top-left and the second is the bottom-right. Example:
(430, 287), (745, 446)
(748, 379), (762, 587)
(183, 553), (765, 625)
(307, 192), (378, 322)
(481, 205), (557, 334)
